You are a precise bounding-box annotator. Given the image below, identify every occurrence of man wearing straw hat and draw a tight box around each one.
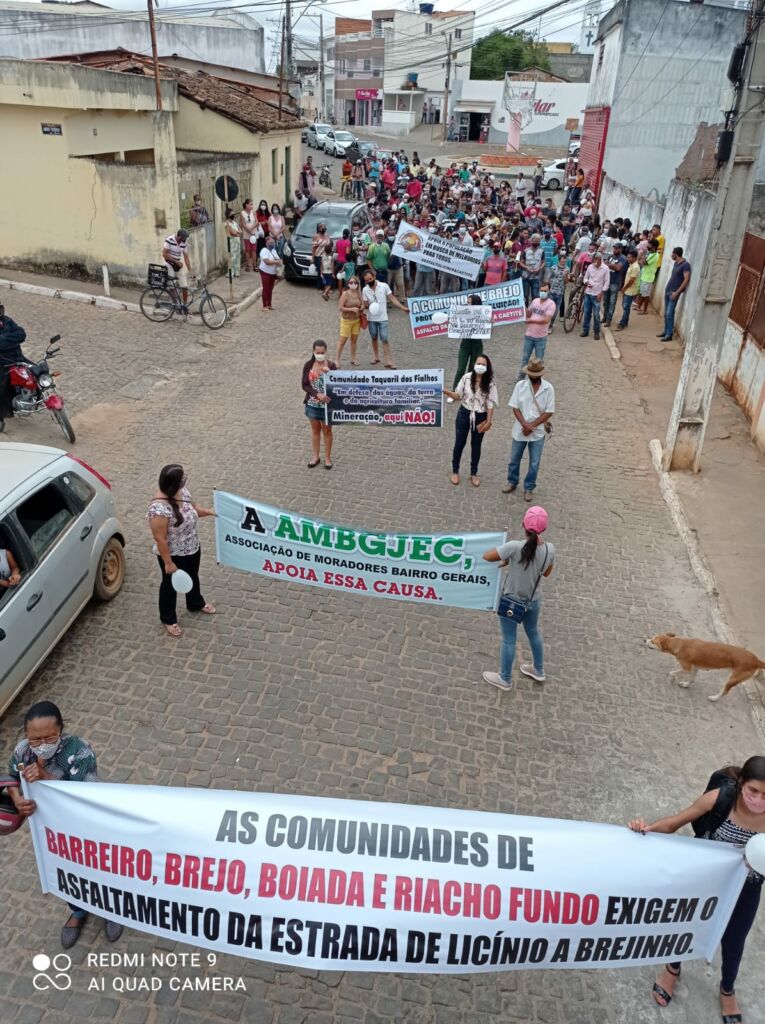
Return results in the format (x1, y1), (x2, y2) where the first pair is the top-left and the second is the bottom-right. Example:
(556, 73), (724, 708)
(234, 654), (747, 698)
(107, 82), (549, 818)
(503, 356), (554, 502)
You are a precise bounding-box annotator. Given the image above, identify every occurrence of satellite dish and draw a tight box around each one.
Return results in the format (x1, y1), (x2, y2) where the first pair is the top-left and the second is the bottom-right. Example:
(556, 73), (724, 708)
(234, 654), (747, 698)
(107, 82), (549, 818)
(215, 175), (239, 202)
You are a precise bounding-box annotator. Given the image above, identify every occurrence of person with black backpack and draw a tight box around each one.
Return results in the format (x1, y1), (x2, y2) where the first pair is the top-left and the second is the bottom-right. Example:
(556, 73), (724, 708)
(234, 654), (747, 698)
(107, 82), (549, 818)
(629, 756), (765, 1022)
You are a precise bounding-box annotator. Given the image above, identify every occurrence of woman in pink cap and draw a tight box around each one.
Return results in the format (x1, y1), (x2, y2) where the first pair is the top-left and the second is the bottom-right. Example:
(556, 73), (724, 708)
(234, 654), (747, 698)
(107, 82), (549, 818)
(481, 505), (555, 691)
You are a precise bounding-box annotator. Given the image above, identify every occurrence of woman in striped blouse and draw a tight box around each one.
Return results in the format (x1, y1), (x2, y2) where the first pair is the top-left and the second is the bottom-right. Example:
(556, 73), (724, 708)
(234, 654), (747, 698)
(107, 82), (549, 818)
(629, 756), (765, 1023)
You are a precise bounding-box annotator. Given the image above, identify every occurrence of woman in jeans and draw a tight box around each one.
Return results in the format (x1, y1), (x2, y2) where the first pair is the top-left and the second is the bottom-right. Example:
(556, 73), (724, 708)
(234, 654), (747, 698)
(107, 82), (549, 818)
(443, 354), (497, 488)
(302, 339), (336, 469)
(147, 464), (216, 638)
(629, 756), (765, 1022)
(6, 700), (123, 949)
(481, 505), (554, 691)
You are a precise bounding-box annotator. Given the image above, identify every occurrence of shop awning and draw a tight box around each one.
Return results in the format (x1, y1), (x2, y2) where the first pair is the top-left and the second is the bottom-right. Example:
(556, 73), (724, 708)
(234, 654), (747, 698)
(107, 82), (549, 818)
(454, 101), (495, 113)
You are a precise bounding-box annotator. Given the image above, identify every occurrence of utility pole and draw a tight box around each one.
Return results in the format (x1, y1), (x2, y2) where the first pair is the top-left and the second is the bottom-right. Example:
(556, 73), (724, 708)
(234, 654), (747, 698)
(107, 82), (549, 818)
(278, 14), (285, 118)
(441, 31), (453, 143)
(663, 0), (765, 471)
(147, 0), (162, 111)
(285, 0), (293, 79)
(318, 13), (325, 121)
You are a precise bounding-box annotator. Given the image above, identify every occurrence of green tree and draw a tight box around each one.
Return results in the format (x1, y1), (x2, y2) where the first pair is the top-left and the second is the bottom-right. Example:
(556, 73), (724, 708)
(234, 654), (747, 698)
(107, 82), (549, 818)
(470, 30), (550, 80)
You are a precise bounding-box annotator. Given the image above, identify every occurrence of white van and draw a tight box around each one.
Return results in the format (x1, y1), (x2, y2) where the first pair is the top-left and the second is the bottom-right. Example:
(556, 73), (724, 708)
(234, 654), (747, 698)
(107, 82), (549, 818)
(0, 443), (125, 716)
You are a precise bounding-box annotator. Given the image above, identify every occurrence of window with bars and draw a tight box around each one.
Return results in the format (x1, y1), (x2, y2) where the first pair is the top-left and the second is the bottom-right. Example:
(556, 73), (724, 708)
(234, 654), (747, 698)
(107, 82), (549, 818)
(425, 23), (432, 34)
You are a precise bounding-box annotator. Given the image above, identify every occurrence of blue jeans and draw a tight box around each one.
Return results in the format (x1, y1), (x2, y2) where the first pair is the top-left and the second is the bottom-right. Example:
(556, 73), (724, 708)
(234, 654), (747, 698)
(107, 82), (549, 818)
(663, 290), (680, 337)
(498, 599), (543, 682)
(507, 436), (545, 491)
(603, 285), (619, 324)
(617, 293), (635, 328)
(522, 276), (540, 304)
(353, 180), (364, 199)
(582, 292), (601, 335)
(368, 320), (389, 343)
(314, 256), (323, 289)
(521, 334), (547, 375)
(549, 292), (563, 324)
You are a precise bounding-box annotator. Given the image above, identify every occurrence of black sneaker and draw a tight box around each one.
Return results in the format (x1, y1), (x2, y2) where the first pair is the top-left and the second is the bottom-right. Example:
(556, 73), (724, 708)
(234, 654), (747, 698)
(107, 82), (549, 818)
(580, 331), (588, 337)
(594, 332), (601, 340)
(61, 913), (88, 949)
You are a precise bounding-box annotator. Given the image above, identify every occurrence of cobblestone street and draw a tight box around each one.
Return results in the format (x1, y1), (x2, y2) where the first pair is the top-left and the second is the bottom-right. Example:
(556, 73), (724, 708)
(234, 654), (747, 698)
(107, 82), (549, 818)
(1, 282), (762, 1024)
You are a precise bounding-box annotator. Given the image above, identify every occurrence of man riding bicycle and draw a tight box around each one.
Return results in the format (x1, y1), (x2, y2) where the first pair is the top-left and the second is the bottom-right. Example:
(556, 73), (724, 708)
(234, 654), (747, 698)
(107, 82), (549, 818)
(162, 228), (191, 307)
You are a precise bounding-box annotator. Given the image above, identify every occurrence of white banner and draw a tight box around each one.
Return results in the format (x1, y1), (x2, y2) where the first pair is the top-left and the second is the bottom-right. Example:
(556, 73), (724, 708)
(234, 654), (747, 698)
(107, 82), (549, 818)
(392, 223), (483, 281)
(448, 305), (493, 340)
(27, 781), (747, 973)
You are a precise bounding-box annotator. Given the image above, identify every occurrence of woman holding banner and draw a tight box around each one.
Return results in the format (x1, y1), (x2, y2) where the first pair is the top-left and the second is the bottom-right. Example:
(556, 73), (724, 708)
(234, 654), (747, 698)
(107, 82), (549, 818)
(443, 354), (497, 488)
(449, 294), (487, 395)
(6, 700), (124, 949)
(481, 506), (554, 690)
(629, 757), (765, 1022)
(302, 339), (336, 469)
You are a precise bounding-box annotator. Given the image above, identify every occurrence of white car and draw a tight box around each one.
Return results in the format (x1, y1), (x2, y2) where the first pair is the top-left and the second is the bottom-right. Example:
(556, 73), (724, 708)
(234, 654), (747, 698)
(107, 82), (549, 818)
(542, 159), (568, 190)
(306, 123), (331, 149)
(323, 130), (356, 157)
(0, 443), (126, 716)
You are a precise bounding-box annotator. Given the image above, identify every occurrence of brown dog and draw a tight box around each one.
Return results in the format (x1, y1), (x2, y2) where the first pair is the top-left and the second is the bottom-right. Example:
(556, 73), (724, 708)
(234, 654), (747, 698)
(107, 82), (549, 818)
(646, 634), (765, 702)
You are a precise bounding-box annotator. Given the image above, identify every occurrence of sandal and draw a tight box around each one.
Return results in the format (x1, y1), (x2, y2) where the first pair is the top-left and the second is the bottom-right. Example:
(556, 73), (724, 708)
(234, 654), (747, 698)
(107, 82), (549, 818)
(652, 966), (680, 1008)
(350, 361), (360, 366)
(721, 986), (742, 1023)
(200, 603), (216, 614)
(385, 363), (397, 369)
(164, 623), (183, 638)
(470, 475), (480, 487)
(308, 458), (320, 468)
(371, 359), (381, 365)
(324, 462), (333, 470)
(450, 473), (459, 485)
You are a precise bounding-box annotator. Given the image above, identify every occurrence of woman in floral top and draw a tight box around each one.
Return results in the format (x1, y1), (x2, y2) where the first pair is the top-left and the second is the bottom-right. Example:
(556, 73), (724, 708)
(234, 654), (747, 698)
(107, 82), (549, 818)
(301, 340), (336, 470)
(7, 700), (123, 949)
(146, 464), (216, 637)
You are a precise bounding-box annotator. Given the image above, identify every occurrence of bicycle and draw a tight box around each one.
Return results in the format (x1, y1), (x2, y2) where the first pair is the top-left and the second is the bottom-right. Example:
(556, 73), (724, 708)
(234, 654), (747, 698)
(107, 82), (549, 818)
(563, 280), (585, 334)
(140, 267), (228, 329)
(340, 176), (353, 199)
(319, 164), (332, 189)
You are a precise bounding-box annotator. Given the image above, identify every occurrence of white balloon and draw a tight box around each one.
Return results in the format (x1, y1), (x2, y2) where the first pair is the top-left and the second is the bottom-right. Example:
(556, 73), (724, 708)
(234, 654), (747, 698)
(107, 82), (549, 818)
(431, 311), (449, 324)
(368, 302), (381, 317)
(171, 569), (193, 594)
(745, 832), (765, 875)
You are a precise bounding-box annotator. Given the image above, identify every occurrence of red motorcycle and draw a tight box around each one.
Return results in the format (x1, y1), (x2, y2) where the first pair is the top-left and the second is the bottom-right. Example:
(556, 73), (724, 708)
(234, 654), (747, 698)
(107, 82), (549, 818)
(3, 334), (75, 443)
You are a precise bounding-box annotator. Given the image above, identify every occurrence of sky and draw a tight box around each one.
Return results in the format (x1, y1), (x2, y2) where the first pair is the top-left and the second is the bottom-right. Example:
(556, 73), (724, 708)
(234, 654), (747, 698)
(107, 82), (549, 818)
(0, 0), (597, 71)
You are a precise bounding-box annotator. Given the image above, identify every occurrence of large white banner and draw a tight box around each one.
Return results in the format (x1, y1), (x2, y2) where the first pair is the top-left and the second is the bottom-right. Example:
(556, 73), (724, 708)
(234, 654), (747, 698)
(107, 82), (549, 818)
(392, 223), (483, 281)
(26, 781), (747, 973)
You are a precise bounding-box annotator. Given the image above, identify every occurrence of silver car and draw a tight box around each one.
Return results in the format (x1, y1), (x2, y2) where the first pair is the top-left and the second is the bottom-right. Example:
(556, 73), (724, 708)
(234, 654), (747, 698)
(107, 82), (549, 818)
(0, 443), (126, 716)
(306, 123), (331, 148)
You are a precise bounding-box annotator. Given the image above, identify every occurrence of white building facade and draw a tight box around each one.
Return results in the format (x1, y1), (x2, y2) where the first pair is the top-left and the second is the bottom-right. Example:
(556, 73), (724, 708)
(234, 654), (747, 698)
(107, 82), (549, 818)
(451, 78), (589, 148)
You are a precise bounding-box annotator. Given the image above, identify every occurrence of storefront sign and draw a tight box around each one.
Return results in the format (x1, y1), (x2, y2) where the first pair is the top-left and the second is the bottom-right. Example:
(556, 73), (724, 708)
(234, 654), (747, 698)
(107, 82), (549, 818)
(408, 281), (526, 340)
(392, 224), (483, 282)
(356, 89), (381, 101)
(215, 491), (504, 611)
(324, 369), (443, 427)
(27, 781), (748, 972)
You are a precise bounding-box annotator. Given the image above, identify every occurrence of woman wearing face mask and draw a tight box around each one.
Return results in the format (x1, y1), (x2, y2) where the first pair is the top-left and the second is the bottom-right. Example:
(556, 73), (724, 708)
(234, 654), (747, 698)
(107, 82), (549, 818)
(311, 222), (332, 291)
(240, 198), (257, 272)
(484, 242), (508, 286)
(268, 203), (286, 257)
(258, 235), (282, 311)
(147, 464), (216, 638)
(443, 354), (497, 488)
(255, 199), (270, 254)
(7, 700), (123, 949)
(629, 757), (765, 1022)
(336, 275), (362, 366)
(302, 339), (336, 469)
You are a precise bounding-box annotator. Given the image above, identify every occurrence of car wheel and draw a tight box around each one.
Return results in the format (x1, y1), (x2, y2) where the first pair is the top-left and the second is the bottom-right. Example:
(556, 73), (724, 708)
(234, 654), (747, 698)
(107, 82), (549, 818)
(547, 178), (560, 190)
(94, 537), (125, 601)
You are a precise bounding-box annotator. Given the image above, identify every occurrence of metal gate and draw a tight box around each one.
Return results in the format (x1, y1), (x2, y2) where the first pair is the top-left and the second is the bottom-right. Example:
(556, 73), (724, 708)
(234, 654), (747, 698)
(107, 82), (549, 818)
(579, 106), (611, 197)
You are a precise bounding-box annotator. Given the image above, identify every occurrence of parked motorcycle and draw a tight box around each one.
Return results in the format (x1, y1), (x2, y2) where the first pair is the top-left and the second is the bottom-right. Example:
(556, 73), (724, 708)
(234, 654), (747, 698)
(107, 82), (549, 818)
(0, 334), (75, 442)
(319, 164), (332, 189)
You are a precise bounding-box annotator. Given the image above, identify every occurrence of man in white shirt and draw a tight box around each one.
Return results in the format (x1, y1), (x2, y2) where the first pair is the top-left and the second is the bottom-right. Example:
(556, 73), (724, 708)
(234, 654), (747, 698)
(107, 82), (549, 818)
(362, 269), (409, 369)
(502, 357), (554, 501)
(581, 251), (610, 339)
(162, 228), (191, 305)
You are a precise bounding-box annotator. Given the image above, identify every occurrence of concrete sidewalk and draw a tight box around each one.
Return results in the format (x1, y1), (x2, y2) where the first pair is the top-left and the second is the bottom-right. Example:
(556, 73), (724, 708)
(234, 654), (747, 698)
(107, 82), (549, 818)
(603, 301), (765, 727)
(0, 265), (261, 315)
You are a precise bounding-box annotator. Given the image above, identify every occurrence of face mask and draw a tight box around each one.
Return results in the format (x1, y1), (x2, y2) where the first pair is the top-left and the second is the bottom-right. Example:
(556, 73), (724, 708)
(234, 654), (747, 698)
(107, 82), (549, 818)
(473, 364), (488, 375)
(741, 787), (765, 814)
(428, 227), (437, 234)
(314, 352), (327, 362)
(349, 283), (358, 290)
(30, 738), (61, 760)
(539, 291), (549, 300)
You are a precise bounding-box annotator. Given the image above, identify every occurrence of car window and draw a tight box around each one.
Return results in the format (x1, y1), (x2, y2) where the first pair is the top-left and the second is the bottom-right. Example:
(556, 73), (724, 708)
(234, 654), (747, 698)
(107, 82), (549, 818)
(294, 211), (355, 238)
(59, 471), (95, 509)
(315, 124), (331, 133)
(15, 482), (75, 560)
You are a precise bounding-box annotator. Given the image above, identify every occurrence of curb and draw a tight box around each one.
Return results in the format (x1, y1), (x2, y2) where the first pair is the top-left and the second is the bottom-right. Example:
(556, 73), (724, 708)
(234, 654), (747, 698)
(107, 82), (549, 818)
(0, 277), (141, 313)
(0, 275), (262, 320)
(601, 325), (621, 361)
(648, 438), (765, 743)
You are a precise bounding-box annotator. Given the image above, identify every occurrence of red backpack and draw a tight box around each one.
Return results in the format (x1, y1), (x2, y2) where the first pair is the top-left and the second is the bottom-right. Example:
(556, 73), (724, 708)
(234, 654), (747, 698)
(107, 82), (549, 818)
(0, 777), (23, 835)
